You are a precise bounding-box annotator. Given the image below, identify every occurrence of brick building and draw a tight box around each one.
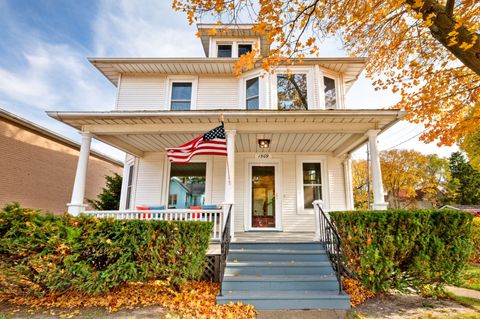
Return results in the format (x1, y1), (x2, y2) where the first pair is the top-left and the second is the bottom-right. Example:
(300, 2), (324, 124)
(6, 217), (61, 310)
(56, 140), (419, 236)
(0, 108), (123, 213)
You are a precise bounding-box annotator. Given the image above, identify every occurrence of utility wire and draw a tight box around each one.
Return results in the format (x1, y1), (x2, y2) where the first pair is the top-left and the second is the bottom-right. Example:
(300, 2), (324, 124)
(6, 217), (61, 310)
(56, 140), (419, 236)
(381, 129), (427, 151)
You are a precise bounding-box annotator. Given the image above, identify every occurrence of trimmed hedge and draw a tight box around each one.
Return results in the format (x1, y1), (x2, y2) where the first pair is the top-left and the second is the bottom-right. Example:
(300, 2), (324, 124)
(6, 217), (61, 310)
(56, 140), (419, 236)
(0, 203), (212, 294)
(330, 209), (473, 293)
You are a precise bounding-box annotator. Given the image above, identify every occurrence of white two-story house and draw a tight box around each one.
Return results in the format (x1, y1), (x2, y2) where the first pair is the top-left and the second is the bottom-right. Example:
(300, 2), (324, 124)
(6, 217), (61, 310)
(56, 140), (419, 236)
(49, 23), (405, 310)
(49, 24), (404, 236)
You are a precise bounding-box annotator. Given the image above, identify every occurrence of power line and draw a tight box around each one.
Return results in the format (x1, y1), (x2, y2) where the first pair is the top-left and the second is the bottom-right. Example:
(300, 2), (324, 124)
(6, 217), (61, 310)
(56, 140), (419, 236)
(381, 129), (427, 151)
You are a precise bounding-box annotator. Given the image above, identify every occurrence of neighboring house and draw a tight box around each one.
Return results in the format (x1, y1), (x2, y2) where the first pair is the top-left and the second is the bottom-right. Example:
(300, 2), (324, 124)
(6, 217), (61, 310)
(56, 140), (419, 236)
(386, 189), (434, 209)
(441, 205), (480, 217)
(49, 24), (405, 310)
(0, 108), (123, 213)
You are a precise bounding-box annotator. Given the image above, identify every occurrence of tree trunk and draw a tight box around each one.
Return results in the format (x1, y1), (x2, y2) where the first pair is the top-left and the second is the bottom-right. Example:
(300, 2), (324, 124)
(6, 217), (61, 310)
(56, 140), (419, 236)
(405, 0), (480, 76)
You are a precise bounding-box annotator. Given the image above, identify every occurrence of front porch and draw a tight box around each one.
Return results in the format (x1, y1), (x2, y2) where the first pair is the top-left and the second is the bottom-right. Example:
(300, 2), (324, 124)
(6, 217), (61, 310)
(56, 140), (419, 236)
(49, 110), (404, 231)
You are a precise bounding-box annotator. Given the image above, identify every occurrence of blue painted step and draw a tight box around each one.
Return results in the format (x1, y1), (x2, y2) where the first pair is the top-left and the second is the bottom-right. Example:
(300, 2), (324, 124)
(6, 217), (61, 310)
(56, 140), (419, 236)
(217, 290), (350, 310)
(225, 261), (334, 275)
(222, 274), (339, 291)
(229, 249), (329, 262)
(229, 242), (322, 250)
(217, 241), (350, 310)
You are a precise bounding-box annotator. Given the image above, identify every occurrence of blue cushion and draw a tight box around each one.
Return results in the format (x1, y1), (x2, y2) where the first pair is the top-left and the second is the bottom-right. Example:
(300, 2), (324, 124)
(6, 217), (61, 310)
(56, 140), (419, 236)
(201, 205), (219, 210)
(149, 206), (165, 210)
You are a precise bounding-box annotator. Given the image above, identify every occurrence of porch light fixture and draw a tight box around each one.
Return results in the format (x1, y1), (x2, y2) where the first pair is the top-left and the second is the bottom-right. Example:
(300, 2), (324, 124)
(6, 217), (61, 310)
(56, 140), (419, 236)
(258, 139), (271, 148)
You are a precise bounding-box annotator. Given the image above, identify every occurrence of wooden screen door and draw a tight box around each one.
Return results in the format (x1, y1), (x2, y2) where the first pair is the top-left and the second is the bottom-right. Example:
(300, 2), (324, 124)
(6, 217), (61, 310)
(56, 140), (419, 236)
(251, 165), (276, 228)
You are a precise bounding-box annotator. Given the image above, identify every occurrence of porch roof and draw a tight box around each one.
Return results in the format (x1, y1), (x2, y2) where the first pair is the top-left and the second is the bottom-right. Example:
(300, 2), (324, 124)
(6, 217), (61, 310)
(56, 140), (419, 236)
(48, 109), (405, 158)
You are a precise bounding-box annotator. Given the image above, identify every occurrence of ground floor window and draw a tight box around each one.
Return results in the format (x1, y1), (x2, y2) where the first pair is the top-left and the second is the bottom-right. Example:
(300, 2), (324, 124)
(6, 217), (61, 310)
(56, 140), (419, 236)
(302, 162), (322, 208)
(125, 164), (134, 210)
(168, 162), (206, 209)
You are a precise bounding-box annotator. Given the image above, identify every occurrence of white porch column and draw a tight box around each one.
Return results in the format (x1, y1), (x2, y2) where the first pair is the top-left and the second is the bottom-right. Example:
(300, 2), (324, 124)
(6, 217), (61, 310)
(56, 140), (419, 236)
(367, 130), (388, 210)
(343, 155), (355, 211)
(224, 130), (236, 239)
(67, 132), (92, 216)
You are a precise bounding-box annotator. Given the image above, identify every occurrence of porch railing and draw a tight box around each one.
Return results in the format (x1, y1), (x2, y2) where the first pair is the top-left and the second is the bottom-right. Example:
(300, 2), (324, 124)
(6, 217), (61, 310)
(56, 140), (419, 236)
(219, 203), (232, 296)
(82, 208), (224, 241)
(313, 200), (345, 294)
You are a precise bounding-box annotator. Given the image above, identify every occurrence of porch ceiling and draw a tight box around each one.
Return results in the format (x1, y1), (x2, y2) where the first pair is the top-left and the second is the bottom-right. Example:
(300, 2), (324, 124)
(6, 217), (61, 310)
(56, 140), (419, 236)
(48, 109), (406, 157)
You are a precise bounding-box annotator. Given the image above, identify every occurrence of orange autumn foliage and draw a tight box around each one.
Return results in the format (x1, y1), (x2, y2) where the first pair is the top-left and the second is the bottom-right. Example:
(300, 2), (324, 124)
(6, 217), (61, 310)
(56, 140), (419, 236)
(342, 278), (375, 307)
(1, 281), (256, 319)
(172, 0), (480, 146)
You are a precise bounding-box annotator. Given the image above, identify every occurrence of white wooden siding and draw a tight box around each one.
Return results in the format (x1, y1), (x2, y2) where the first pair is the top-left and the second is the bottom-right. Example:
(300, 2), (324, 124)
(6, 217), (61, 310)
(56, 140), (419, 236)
(196, 76), (239, 109)
(133, 152), (165, 207)
(114, 66), (347, 110)
(127, 152), (348, 234)
(327, 156), (347, 211)
(117, 75), (166, 110)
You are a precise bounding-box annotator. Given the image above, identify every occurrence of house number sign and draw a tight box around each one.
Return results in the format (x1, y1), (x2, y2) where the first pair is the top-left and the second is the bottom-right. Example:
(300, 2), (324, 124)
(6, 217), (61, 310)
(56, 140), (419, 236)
(255, 153), (271, 160)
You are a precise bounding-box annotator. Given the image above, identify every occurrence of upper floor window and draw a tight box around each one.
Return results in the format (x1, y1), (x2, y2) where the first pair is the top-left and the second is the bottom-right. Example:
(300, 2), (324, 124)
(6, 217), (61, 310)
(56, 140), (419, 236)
(171, 82), (192, 110)
(277, 73), (308, 110)
(323, 76), (337, 109)
(246, 77), (259, 110)
(217, 44), (232, 57)
(238, 44), (253, 56)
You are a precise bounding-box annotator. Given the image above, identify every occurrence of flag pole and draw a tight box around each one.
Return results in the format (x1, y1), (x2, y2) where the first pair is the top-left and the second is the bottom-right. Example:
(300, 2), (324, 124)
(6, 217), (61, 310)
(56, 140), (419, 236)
(221, 112), (231, 185)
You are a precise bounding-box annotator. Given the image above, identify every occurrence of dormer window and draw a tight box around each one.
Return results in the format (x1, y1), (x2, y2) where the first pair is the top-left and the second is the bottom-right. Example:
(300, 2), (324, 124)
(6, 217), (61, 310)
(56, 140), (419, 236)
(217, 44), (232, 58)
(238, 44), (252, 56)
(323, 76), (337, 109)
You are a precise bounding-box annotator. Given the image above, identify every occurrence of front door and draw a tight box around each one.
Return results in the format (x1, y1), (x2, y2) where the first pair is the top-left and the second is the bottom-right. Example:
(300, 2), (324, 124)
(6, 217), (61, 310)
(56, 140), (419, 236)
(251, 165), (277, 228)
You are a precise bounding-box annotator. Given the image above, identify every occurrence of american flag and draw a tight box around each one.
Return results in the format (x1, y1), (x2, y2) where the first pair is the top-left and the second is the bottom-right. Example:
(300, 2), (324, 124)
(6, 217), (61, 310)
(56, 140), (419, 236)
(166, 123), (227, 163)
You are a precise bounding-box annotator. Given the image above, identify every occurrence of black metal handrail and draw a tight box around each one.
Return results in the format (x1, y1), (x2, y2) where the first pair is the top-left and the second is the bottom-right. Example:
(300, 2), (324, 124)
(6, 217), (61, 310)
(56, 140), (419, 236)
(218, 204), (232, 296)
(314, 202), (346, 294)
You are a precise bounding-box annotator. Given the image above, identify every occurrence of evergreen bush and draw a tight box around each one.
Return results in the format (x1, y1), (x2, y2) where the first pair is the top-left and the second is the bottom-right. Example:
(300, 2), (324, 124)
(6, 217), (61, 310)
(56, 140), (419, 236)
(470, 217), (480, 262)
(330, 209), (473, 294)
(0, 203), (212, 295)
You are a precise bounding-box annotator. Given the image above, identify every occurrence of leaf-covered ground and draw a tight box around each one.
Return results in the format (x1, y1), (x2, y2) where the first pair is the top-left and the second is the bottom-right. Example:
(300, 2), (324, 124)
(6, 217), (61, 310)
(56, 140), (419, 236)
(0, 281), (255, 319)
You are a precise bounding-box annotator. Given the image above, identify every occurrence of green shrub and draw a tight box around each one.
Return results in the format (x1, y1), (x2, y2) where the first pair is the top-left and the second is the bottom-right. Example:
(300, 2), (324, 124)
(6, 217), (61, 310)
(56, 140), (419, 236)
(330, 209), (473, 294)
(0, 203), (212, 295)
(470, 218), (480, 262)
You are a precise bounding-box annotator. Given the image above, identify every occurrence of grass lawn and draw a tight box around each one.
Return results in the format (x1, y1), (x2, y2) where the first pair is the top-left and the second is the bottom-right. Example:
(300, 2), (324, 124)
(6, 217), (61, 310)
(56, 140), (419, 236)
(462, 263), (480, 291)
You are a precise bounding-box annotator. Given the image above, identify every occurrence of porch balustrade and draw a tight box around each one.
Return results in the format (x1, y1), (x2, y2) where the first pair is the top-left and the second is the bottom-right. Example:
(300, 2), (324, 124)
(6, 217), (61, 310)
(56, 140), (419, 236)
(81, 208), (224, 241)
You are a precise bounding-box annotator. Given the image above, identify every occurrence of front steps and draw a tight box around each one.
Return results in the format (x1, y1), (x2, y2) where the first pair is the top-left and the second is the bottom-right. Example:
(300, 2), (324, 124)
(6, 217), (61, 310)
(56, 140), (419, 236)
(216, 242), (350, 310)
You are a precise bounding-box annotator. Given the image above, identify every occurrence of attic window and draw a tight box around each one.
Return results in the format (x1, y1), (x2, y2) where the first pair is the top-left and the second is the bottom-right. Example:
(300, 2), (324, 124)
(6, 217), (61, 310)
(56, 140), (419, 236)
(238, 44), (252, 56)
(217, 44), (232, 57)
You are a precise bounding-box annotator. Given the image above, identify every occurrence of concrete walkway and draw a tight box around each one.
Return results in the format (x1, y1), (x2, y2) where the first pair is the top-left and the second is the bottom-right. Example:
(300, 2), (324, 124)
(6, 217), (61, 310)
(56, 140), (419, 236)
(446, 285), (480, 300)
(256, 310), (346, 319)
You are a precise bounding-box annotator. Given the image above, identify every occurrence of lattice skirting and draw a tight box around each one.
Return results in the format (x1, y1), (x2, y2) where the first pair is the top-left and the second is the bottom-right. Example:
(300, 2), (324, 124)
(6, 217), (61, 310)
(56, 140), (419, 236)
(203, 254), (221, 282)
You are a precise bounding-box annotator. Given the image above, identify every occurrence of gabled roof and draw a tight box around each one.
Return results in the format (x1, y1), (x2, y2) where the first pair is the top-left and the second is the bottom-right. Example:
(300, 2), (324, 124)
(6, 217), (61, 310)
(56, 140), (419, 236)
(441, 205), (480, 211)
(89, 57), (367, 91)
(0, 108), (123, 167)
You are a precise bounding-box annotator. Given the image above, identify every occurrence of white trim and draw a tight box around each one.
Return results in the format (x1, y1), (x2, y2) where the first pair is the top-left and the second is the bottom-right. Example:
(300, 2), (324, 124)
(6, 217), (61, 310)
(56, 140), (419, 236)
(244, 158), (283, 231)
(114, 73), (122, 110)
(295, 155), (329, 214)
(163, 156), (213, 208)
(270, 66), (316, 110)
(165, 75), (198, 110)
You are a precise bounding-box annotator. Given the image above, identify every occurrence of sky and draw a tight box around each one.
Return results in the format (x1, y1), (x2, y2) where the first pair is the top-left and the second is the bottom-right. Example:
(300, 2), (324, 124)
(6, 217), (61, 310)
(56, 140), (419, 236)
(0, 0), (458, 162)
